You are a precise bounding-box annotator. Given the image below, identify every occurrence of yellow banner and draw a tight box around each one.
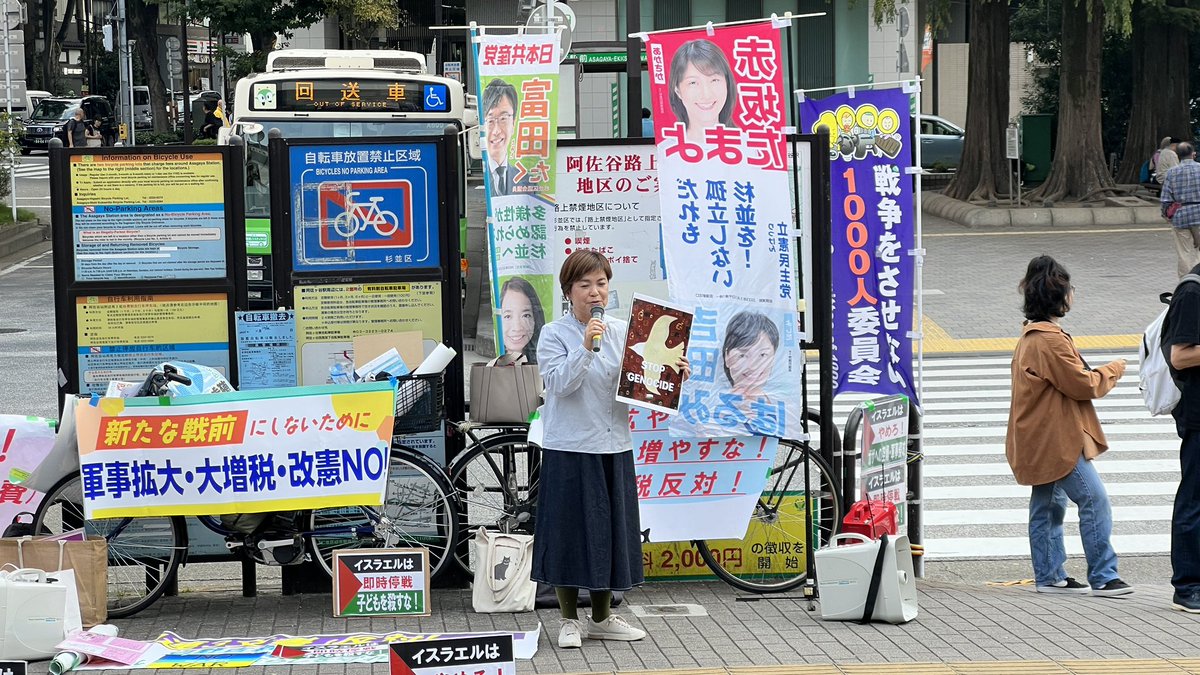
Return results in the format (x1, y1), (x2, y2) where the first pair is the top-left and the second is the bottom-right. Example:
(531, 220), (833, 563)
(643, 494), (811, 581)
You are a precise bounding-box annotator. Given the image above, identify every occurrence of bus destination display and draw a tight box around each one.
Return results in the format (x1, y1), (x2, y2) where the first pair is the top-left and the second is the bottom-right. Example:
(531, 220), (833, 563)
(251, 79), (451, 113)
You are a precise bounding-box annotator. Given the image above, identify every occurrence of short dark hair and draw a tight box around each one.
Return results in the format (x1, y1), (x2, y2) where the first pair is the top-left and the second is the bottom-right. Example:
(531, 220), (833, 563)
(559, 250), (612, 298)
(721, 311), (780, 386)
(499, 276), (546, 363)
(482, 78), (517, 117)
(668, 39), (737, 129)
(1019, 255), (1072, 322)
(1179, 142), (1196, 160)
(642, 107), (651, 119)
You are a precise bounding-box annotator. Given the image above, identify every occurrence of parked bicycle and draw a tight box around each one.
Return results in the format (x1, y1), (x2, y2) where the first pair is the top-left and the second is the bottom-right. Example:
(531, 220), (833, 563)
(32, 365), (459, 618)
(446, 408), (843, 593)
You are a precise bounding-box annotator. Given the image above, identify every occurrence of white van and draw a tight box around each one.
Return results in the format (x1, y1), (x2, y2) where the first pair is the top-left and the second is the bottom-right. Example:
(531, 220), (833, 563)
(131, 86), (152, 128)
(22, 90), (51, 121)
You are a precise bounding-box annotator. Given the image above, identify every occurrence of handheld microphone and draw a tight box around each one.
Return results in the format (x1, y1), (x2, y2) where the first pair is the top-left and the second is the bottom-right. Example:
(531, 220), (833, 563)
(590, 305), (604, 352)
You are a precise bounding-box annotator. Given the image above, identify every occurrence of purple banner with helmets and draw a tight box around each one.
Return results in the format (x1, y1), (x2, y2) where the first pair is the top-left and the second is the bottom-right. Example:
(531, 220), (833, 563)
(799, 88), (918, 405)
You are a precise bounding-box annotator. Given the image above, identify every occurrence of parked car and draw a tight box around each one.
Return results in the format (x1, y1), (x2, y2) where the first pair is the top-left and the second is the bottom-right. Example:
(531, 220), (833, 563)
(919, 114), (964, 171)
(21, 90), (52, 122)
(21, 95), (117, 153)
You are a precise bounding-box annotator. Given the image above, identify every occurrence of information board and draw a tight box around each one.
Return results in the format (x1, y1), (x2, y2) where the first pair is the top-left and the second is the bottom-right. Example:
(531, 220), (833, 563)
(235, 311), (298, 390)
(553, 140), (663, 322)
(51, 145), (245, 406)
(293, 282), (442, 387)
(333, 549), (429, 618)
(75, 293), (231, 395)
(289, 143), (440, 274)
(68, 152), (227, 282)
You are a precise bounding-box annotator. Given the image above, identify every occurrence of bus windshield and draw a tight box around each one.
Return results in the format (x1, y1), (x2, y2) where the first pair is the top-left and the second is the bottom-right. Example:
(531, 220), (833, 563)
(241, 119), (459, 218)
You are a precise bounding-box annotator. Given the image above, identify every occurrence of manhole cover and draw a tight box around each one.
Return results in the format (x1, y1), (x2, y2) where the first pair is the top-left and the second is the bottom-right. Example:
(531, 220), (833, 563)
(629, 603), (707, 617)
(0, 328), (25, 334)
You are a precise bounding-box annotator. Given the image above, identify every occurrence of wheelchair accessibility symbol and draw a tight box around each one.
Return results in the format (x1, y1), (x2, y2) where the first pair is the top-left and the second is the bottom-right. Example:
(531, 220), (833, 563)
(423, 84), (448, 112)
(318, 180), (414, 250)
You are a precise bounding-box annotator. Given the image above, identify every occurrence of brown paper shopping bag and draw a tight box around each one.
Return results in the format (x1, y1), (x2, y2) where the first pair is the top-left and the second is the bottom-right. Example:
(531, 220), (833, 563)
(0, 536), (107, 627)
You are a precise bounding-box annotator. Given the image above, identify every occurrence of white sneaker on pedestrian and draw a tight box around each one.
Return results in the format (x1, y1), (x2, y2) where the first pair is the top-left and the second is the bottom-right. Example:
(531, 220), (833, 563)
(557, 619), (583, 648)
(586, 614), (646, 641)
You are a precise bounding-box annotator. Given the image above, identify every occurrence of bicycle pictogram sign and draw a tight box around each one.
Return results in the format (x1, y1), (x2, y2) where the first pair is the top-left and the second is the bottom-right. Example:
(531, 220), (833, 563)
(318, 180), (414, 250)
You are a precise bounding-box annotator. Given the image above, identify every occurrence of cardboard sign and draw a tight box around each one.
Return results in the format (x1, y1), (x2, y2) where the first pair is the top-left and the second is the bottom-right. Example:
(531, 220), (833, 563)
(333, 549), (430, 617)
(389, 634), (514, 675)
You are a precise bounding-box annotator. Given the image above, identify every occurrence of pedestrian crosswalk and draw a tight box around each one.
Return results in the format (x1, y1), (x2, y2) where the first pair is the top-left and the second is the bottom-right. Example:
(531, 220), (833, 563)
(13, 162), (48, 180)
(819, 352), (1180, 561)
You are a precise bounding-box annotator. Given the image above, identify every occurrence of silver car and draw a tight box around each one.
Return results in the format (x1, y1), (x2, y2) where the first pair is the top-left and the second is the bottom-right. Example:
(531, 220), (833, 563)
(919, 114), (964, 170)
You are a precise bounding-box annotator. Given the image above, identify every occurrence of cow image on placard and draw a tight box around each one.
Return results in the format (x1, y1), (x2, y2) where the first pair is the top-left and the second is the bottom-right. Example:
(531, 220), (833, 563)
(318, 180), (414, 250)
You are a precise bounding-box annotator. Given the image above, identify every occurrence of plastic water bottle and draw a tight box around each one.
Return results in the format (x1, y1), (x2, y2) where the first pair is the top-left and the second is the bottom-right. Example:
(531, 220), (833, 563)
(329, 358), (353, 384)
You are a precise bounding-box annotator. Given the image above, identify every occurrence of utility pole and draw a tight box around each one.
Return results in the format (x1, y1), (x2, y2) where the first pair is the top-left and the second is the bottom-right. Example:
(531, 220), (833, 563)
(116, 0), (133, 144)
(2, 0), (14, 220)
(181, 13), (192, 143)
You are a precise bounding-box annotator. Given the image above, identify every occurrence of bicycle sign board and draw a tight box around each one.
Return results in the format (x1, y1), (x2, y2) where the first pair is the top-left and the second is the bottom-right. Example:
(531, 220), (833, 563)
(333, 548), (429, 618)
(290, 142), (440, 273)
(317, 180), (414, 250)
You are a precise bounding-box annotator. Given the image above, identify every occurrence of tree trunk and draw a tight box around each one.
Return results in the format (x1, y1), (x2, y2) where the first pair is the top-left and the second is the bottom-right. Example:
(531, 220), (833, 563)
(1028, 0), (1116, 203)
(128, 0), (170, 133)
(40, 0), (53, 89)
(943, 0), (1010, 202)
(53, 0), (76, 47)
(1116, 0), (1191, 183)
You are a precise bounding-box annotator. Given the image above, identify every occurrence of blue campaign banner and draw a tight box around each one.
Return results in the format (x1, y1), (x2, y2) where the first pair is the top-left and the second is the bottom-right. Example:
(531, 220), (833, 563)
(289, 143), (440, 273)
(799, 89), (918, 406)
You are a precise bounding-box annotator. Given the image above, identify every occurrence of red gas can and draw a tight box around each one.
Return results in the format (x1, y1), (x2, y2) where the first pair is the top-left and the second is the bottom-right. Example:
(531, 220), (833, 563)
(841, 500), (899, 541)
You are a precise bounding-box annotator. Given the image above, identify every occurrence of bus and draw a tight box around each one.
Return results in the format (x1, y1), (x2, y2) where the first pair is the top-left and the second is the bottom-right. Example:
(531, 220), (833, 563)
(227, 49), (477, 307)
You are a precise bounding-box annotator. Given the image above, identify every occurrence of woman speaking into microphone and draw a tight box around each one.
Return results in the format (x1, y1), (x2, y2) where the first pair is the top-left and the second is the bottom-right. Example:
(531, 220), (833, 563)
(533, 250), (688, 649)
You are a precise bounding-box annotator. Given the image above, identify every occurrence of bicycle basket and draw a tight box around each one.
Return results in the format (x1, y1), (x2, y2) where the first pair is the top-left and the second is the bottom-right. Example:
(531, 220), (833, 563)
(394, 373), (445, 435)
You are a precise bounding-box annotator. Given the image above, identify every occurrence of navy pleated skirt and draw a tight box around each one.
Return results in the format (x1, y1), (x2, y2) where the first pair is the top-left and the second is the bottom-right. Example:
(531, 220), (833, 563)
(531, 448), (644, 591)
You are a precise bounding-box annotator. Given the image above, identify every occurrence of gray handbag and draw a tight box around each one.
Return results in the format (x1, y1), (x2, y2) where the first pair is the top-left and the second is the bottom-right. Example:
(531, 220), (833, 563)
(469, 353), (543, 424)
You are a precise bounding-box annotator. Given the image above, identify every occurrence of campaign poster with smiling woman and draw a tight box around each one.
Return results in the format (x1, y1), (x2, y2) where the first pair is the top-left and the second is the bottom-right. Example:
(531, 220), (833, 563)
(645, 22), (802, 440)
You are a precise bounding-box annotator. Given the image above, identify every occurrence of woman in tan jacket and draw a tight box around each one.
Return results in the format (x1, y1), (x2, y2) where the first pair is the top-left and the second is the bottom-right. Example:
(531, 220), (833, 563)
(1006, 256), (1132, 596)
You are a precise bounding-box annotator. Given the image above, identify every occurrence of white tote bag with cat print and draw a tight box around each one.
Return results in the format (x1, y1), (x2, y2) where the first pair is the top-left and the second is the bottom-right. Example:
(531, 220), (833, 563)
(471, 527), (536, 613)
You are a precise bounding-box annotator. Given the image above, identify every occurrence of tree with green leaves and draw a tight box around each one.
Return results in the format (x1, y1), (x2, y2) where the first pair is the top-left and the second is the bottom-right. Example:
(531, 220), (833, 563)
(189, 0), (327, 67)
(1027, 0), (1132, 203)
(1115, 0), (1195, 183)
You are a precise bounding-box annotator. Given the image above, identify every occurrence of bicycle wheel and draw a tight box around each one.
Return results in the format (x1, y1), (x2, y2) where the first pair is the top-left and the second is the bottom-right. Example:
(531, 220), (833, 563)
(332, 211), (357, 238)
(447, 433), (539, 575)
(696, 420), (843, 593)
(375, 210), (401, 237)
(308, 446), (459, 580)
(32, 474), (187, 618)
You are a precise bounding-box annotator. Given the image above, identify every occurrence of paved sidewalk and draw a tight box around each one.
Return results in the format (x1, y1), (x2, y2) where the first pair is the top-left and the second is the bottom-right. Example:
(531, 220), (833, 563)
(42, 577), (1200, 674)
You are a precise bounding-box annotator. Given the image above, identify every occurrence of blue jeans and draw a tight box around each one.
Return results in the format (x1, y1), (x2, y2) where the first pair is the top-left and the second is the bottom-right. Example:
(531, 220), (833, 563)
(1173, 430), (1200, 594)
(1029, 454), (1119, 588)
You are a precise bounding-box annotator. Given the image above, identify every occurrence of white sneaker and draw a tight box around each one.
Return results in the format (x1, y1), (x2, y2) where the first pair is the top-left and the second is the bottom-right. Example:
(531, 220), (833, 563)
(586, 614), (647, 641)
(557, 619), (583, 648)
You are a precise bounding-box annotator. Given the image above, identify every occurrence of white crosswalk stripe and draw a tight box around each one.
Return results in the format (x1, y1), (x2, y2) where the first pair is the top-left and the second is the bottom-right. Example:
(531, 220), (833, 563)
(12, 163), (48, 180)
(810, 352), (1180, 561)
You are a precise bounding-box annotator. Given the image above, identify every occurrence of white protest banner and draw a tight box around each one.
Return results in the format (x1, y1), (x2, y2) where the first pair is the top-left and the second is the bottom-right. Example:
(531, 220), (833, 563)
(555, 142), (664, 321)
(476, 32), (560, 365)
(632, 406), (778, 542)
(0, 415), (56, 525)
(860, 394), (910, 527)
(75, 381), (396, 519)
(646, 22), (803, 439)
